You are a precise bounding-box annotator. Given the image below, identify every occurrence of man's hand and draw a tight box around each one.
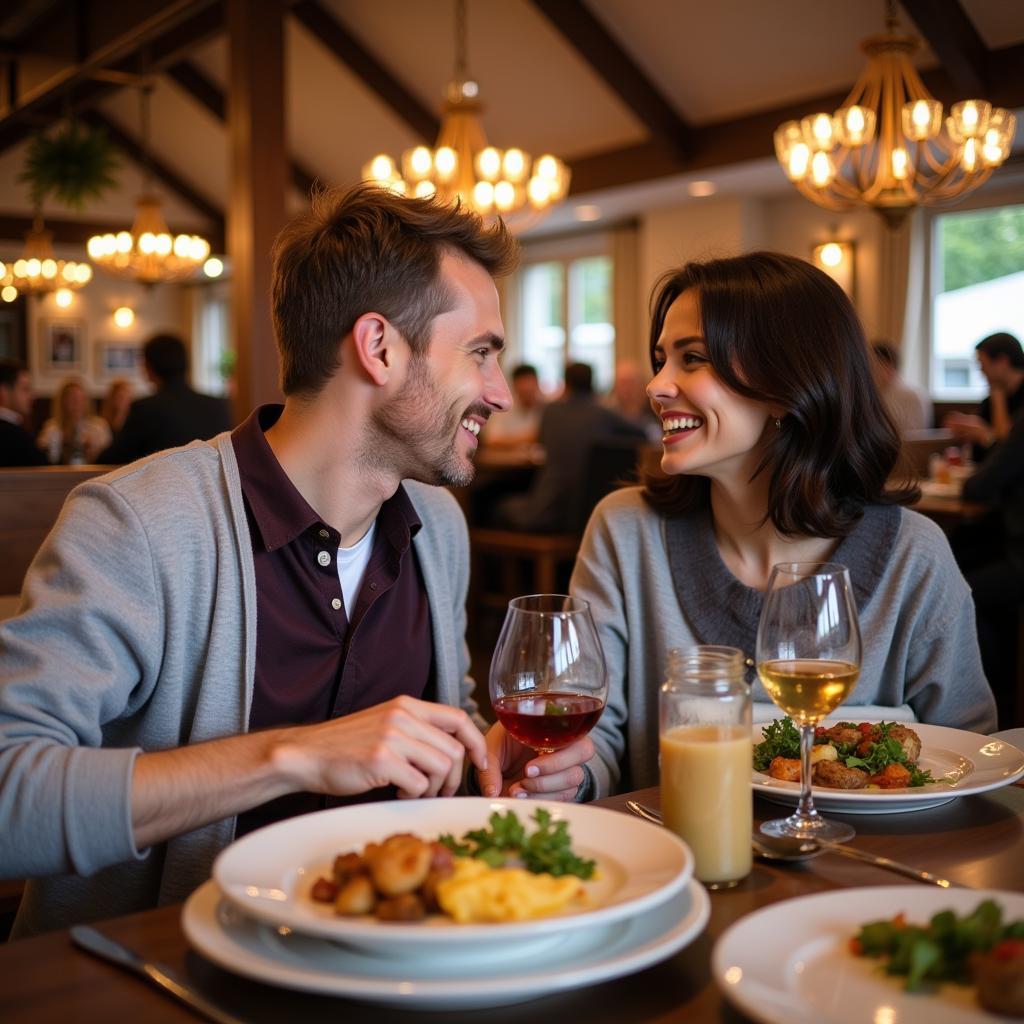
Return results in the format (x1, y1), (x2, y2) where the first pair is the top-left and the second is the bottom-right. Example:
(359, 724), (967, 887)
(132, 696), (487, 849)
(476, 722), (594, 802)
(276, 696), (488, 800)
(943, 411), (993, 446)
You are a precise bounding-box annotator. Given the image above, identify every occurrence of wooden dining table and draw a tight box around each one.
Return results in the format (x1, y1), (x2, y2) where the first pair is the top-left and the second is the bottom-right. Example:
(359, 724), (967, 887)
(2, 783), (1022, 1023)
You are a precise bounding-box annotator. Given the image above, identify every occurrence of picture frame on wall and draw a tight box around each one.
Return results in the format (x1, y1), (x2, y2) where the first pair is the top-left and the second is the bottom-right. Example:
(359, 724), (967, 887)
(41, 319), (85, 373)
(96, 341), (144, 382)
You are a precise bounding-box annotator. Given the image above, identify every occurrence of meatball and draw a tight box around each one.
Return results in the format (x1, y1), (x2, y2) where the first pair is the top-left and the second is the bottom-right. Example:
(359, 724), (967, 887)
(367, 834), (433, 896)
(824, 724), (863, 750)
(972, 940), (1024, 1017)
(886, 725), (922, 764)
(812, 760), (869, 789)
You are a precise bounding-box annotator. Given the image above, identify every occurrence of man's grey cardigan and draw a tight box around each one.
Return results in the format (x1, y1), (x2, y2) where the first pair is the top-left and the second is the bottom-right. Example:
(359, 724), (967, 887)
(0, 434), (482, 936)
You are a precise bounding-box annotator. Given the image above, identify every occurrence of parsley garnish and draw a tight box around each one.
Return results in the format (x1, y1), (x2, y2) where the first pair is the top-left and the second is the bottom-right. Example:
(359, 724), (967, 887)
(753, 717), (801, 771)
(439, 809), (596, 879)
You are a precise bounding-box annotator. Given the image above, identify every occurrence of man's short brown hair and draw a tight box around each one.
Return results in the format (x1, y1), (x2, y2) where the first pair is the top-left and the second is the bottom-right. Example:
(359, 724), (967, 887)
(271, 184), (520, 396)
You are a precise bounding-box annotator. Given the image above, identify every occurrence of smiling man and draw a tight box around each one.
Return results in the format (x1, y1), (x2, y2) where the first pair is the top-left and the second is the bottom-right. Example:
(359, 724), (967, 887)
(0, 185), (594, 938)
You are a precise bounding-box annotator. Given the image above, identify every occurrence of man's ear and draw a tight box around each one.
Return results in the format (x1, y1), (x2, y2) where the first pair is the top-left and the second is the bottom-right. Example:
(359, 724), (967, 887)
(350, 312), (401, 386)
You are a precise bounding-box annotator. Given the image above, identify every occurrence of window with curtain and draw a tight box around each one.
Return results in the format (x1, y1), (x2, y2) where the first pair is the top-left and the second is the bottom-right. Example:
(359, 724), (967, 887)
(515, 234), (615, 394)
(191, 281), (231, 397)
(930, 203), (1024, 399)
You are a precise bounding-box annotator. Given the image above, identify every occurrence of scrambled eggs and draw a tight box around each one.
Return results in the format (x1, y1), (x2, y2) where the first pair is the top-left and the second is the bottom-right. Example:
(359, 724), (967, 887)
(436, 857), (586, 923)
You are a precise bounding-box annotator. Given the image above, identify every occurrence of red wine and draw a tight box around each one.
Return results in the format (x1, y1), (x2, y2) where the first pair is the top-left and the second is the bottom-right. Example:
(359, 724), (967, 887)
(493, 692), (604, 751)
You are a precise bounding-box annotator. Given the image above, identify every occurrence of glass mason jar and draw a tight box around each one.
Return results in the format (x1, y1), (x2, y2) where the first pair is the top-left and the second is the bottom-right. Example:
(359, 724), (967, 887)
(659, 645), (752, 889)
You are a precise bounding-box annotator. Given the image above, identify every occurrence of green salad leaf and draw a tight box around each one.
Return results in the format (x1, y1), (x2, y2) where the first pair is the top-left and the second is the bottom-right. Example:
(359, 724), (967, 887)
(752, 717), (801, 771)
(439, 808), (596, 879)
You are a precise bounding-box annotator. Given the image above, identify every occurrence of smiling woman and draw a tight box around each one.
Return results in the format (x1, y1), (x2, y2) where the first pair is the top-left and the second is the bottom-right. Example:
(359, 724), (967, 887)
(569, 251), (998, 799)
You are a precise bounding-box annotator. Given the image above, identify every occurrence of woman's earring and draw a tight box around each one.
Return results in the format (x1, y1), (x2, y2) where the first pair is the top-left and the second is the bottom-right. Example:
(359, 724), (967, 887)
(775, 417), (782, 430)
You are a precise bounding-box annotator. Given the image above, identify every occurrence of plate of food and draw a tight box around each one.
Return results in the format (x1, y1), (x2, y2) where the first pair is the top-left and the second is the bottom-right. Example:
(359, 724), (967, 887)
(712, 886), (1024, 1024)
(751, 720), (1024, 813)
(183, 877), (710, 1008)
(212, 797), (692, 952)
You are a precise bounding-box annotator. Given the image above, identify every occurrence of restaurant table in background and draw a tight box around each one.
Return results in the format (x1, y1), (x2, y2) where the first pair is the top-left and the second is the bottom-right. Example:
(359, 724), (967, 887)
(911, 492), (991, 534)
(2, 783), (1022, 1023)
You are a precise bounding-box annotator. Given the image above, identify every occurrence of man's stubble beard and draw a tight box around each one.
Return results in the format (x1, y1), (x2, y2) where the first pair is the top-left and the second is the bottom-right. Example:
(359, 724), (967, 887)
(366, 354), (479, 488)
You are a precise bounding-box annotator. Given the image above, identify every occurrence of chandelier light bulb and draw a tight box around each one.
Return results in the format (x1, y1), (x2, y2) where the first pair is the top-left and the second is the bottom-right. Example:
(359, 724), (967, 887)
(414, 180), (436, 199)
(477, 147), (501, 181)
(75, 264), (92, 284)
(961, 138), (979, 173)
(1, 286), (17, 303)
(54, 288), (73, 308)
(810, 151), (835, 187)
(434, 147), (458, 181)
(203, 257), (224, 278)
(41, 259), (57, 279)
(891, 147), (910, 180)
(408, 147), (432, 179)
(493, 181), (516, 210)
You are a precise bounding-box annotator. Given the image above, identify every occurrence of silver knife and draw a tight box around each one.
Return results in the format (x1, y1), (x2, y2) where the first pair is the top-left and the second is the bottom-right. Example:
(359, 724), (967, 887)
(70, 924), (246, 1024)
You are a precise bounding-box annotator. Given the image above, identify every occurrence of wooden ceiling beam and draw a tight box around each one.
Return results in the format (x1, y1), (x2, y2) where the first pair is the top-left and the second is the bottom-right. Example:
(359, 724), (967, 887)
(0, 0), (222, 156)
(899, 0), (989, 96)
(290, 0), (438, 142)
(529, 0), (694, 159)
(80, 108), (224, 228)
(165, 58), (320, 198)
(0, 213), (224, 251)
(567, 43), (1024, 196)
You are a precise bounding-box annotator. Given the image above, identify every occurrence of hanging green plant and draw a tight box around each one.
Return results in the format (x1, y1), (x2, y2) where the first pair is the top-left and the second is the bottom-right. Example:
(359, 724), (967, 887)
(18, 121), (120, 210)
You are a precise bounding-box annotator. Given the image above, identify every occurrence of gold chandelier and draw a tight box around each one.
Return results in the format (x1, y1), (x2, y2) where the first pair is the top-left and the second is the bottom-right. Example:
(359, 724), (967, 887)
(87, 82), (210, 283)
(0, 217), (92, 301)
(362, 0), (570, 219)
(773, 0), (1016, 226)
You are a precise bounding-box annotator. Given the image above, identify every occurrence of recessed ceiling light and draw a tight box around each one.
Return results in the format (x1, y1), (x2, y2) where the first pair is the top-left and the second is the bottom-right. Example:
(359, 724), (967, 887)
(574, 204), (601, 222)
(688, 180), (717, 198)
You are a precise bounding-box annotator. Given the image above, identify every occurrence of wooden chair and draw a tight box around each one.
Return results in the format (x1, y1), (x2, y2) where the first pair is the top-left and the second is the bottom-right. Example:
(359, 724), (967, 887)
(469, 528), (580, 615)
(0, 465), (108, 596)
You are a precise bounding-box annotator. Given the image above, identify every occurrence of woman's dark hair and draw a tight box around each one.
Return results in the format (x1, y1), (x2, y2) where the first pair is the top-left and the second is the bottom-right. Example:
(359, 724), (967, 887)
(643, 251), (918, 537)
(271, 183), (519, 396)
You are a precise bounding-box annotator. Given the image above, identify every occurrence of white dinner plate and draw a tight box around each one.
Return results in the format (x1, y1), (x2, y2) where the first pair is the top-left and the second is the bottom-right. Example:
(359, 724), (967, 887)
(184, 877), (710, 1009)
(213, 797), (693, 952)
(752, 722), (1024, 813)
(712, 886), (1024, 1024)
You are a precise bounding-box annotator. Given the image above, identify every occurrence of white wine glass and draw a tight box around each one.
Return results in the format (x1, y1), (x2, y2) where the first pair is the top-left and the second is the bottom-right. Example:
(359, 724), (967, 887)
(756, 562), (862, 843)
(489, 595), (607, 754)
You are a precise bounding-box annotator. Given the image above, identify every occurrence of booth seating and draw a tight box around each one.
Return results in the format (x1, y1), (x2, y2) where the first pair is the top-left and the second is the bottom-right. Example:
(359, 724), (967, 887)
(0, 465), (107, 598)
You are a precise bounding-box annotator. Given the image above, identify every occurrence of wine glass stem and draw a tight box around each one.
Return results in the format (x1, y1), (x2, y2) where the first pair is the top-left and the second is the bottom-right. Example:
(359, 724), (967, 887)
(797, 722), (819, 823)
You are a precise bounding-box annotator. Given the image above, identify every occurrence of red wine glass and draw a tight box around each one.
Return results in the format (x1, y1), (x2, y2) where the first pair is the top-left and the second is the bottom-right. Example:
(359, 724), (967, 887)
(489, 594), (608, 753)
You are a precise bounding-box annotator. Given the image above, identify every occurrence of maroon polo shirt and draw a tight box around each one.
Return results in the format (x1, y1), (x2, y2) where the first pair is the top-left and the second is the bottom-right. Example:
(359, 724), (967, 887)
(232, 405), (434, 837)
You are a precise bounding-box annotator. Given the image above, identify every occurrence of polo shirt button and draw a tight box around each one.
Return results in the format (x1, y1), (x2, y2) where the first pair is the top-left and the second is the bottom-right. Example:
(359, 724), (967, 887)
(331, 598), (342, 610)
(319, 528), (329, 539)
(317, 551), (331, 567)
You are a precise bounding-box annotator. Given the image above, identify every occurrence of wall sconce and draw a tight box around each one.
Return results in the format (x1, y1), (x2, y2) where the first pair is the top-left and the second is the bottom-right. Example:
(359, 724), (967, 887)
(113, 306), (135, 329)
(812, 240), (855, 298)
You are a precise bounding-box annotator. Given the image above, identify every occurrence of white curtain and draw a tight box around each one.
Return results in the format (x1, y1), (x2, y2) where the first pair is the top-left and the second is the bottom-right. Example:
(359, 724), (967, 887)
(898, 209), (930, 392)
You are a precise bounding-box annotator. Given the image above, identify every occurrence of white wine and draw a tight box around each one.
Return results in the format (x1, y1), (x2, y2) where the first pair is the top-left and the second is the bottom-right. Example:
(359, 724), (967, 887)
(758, 659), (860, 725)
